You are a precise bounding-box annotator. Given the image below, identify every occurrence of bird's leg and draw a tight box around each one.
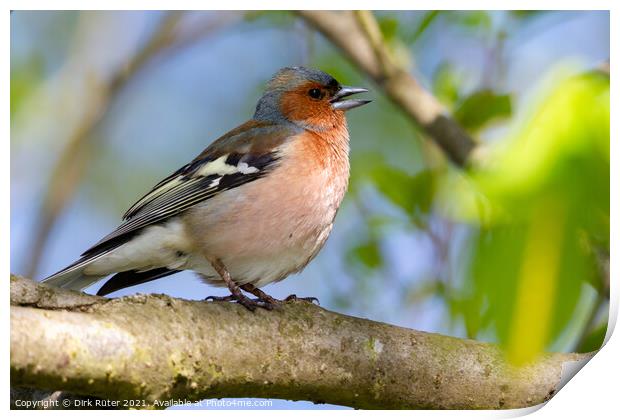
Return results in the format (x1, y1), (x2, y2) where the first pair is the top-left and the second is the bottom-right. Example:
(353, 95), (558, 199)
(240, 284), (280, 306)
(207, 259), (271, 311)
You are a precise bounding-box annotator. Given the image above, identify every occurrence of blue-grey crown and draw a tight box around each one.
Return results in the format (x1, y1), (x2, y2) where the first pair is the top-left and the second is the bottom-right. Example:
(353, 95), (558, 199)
(254, 67), (340, 123)
(276, 66), (339, 88)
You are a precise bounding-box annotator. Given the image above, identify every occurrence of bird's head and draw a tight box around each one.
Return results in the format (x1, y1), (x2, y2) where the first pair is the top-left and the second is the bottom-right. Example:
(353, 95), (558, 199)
(254, 67), (371, 131)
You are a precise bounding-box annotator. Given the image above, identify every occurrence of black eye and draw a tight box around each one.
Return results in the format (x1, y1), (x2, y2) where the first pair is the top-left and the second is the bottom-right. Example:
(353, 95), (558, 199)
(308, 88), (322, 99)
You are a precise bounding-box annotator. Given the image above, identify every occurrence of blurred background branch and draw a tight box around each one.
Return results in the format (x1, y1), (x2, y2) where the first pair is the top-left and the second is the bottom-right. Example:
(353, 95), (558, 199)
(297, 10), (477, 166)
(23, 11), (242, 280)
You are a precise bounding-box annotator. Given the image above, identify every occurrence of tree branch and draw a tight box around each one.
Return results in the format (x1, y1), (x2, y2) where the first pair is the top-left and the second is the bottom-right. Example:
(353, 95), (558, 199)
(296, 11), (477, 166)
(11, 275), (589, 409)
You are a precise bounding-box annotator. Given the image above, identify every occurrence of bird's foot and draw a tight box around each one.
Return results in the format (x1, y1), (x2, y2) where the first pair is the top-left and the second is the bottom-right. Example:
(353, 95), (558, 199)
(240, 284), (320, 306)
(208, 258), (275, 311)
(240, 284), (280, 307)
(283, 294), (320, 305)
(204, 258), (317, 311)
(205, 292), (318, 308)
(204, 293), (276, 311)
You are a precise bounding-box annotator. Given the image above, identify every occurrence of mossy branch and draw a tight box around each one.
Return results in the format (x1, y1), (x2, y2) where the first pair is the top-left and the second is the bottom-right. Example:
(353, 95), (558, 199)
(10, 275), (590, 409)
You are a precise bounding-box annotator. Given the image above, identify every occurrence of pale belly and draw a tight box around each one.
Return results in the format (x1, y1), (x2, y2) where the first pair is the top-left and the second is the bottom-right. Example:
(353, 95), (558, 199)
(181, 159), (347, 287)
(180, 224), (333, 288)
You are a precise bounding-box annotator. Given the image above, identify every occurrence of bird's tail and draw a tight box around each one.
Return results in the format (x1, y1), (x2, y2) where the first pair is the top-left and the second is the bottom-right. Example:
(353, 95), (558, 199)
(41, 255), (107, 291)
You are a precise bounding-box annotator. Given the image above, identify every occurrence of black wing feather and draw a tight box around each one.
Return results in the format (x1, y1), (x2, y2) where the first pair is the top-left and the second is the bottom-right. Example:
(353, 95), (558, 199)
(97, 267), (180, 296)
(82, 152), (280, 257)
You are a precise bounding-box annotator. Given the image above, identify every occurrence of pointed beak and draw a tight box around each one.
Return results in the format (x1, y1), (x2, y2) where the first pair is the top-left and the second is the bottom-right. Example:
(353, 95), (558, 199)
(331, 86), (371, 111)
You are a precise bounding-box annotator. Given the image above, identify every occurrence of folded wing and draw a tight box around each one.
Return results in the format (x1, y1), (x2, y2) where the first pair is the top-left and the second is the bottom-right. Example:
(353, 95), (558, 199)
(84, 120), (297, 256)
(42, 120), (298, 289)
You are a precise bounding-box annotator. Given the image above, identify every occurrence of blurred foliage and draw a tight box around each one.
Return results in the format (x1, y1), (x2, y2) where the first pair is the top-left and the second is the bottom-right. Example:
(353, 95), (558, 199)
(10, 55), (43, 117)
(343, 9), (608, 363)
(432, 62), (461, 107)
(348, 239), (382, 270)
(575, 319), (607, 353)
(375, 11), (438, 45)
(454, 89), (512, 132)
(433, 64), (514, 133)
(373, 10), (540, 45)
(244, 10), (294, 27)
(445, 10), (493, 34)
(409, 11), (441, 44)
(447, 72), (609, 364)
(370, 165), (436, 227)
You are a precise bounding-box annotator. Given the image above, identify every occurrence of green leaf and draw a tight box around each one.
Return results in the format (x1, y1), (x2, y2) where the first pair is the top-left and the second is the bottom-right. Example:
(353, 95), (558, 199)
(433, 62), (461, 108)
(454, 89), (512, 132)
(469, 226), (526, 345)
(409, 11), (441, 43)
(377, 16), (399, 41)
(370, 166), (435, 222)
(347, 240), (382, 269)
(10, 54), (44, 117)
(244, 11), (294, 26)
(446, 11), (493, 33)
(445, 10), (493, 36)
(460, 11), (492, 29)
(575, 321), (607, 353)
(510, 11), (546, 20)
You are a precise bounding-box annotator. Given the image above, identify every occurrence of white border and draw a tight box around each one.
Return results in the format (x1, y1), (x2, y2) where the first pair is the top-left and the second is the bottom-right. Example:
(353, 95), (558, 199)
(4, 2), (616, 419)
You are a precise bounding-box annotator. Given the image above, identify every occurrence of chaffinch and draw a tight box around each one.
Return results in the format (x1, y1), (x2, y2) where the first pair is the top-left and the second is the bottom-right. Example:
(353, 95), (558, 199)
(42, 66), (370, 310)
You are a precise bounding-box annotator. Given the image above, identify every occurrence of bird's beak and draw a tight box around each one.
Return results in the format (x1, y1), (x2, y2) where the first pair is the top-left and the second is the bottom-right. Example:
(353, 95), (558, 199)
(331, 86), (371, 111)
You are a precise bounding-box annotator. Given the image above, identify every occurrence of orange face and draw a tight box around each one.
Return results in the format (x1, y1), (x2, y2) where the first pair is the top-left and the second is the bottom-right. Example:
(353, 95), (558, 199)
(279, 81), (346, 132)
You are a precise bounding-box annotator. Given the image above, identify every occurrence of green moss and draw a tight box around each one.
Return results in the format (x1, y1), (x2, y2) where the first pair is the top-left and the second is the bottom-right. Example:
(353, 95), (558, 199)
(204, 362), (223, 382)
(366, 336), (384, 362)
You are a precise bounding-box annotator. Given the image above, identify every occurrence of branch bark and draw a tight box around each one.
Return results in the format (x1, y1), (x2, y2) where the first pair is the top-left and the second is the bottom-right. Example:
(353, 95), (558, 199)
(11, 275), (589, 409)
(296, 11), (477, 166)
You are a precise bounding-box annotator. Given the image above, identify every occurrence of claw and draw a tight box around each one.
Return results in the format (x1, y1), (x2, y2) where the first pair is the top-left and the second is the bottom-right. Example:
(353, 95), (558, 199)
(205, 294), (276, 311)
(284, 294), (320, 305)
(204, 295), (236, 302)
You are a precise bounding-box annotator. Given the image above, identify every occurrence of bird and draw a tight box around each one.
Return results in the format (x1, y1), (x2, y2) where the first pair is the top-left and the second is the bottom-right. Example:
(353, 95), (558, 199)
(41, 66), (371, 311)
